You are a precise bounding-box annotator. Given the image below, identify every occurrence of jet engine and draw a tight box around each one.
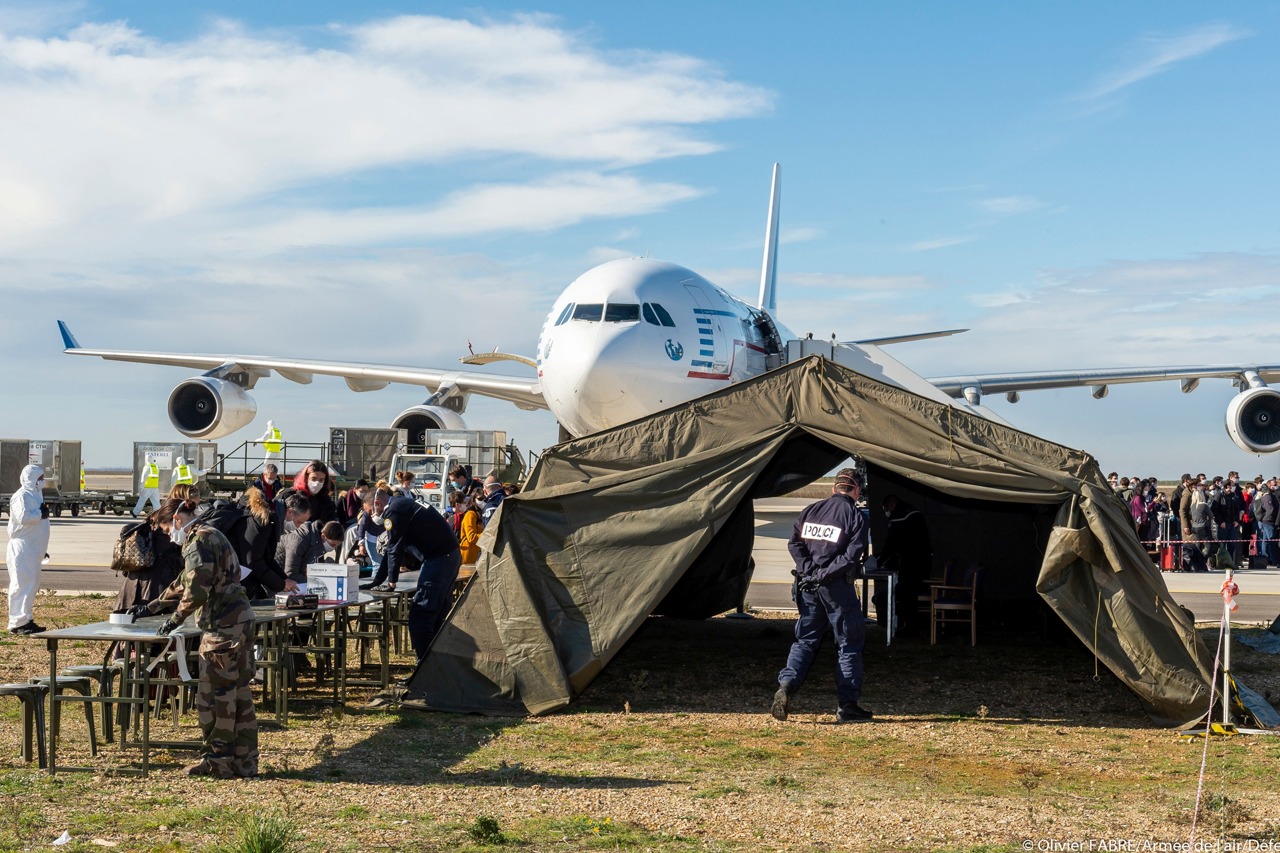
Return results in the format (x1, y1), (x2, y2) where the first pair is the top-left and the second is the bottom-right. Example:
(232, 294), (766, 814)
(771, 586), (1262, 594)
(167, 378), (258, 440)
(1225, 386), (1280, 454)
(391, 405), (467, 448)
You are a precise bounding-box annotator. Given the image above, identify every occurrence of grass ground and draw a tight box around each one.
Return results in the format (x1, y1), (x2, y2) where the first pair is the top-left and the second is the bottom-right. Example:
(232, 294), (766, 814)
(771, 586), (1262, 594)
(0, 593), (1277, 852)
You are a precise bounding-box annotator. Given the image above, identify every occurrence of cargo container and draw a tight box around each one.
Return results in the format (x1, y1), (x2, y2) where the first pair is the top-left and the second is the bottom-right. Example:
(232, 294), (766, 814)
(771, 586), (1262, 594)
(131, 441), (217, 497)
(0, 438), (83, 516)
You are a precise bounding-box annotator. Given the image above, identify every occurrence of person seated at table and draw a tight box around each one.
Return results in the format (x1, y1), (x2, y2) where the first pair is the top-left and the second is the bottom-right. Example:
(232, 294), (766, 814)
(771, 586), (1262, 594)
(355, 489), (387, 568)
(235, 487), (295, 600)
(113, 511), (184, 617)
(316, 521), (344, 562)
(276, 516), (327, 586)
(127, 496), (258, 779)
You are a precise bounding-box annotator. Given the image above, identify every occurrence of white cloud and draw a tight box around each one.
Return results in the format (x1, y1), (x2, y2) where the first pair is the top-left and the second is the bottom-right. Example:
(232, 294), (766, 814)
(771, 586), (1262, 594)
(1076, 22), (1250, 103)
(975, 195), (1045, 215)
(0, 14), (771, 254)
(905, 236), (975, 252)
(780, 225), (823, 244)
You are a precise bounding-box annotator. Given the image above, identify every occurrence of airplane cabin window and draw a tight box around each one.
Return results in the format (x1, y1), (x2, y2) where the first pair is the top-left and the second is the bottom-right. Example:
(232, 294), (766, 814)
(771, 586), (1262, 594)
(642, 303), (661, 325)
(604, 303), (640, 322)
(572, 303), (604, 322)
(554, 303), (575, 326)
(651, 303), (676, 327)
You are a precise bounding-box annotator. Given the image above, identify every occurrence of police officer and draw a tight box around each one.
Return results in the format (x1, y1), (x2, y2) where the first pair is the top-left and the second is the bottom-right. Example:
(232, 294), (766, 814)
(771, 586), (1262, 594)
(372, 491), (462, 661)
(131, 496), (258, 778)
(771, 468), (873, 723)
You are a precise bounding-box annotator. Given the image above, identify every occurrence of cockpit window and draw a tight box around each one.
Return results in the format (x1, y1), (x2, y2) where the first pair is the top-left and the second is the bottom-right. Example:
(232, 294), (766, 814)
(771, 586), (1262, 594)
(604, 303), (640, 322)
(650, 303), (676, 327)
(554, 303), (575, 326)
(572, 303), (603, 322)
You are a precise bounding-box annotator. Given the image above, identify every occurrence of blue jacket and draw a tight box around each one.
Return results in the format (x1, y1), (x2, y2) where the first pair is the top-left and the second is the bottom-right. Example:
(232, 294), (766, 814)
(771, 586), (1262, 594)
(787, 493), (868, 585)
(378, 495), (457, 578)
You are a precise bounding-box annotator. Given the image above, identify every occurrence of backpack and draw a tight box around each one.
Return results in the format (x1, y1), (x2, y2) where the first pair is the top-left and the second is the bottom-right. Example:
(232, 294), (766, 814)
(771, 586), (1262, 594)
(200, 500), (252, 561)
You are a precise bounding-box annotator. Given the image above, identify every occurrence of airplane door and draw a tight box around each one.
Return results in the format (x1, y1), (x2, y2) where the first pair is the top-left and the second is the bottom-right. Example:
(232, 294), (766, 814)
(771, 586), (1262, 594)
(683, 283), (730, 375)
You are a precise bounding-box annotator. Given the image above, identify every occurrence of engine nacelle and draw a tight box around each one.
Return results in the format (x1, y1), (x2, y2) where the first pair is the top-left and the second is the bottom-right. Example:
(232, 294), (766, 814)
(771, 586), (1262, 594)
(1225, 386), (1280, 454)
(391, 405), (467, 448)
(167, 378), (258, 440)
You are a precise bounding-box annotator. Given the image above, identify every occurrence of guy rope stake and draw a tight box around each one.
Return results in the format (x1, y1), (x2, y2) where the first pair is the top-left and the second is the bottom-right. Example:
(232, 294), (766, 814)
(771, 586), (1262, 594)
(1220, 571), (1239, 728)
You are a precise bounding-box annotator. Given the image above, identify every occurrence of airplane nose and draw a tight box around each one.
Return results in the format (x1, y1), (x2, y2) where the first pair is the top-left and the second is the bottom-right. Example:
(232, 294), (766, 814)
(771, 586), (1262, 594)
(547, 323), (650, 435)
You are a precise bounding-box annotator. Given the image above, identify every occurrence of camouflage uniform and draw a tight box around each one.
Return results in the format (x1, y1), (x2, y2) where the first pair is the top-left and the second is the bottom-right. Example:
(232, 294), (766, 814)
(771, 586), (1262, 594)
(150, 525), (257, 777)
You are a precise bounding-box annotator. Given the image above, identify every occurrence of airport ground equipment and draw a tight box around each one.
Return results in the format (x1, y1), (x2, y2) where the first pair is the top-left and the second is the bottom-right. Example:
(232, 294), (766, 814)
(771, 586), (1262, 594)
(130, 441), (217, 498)
(205, 427), (523, 498)
(388, 452), (453, 512)
(0, 439), (84, 517)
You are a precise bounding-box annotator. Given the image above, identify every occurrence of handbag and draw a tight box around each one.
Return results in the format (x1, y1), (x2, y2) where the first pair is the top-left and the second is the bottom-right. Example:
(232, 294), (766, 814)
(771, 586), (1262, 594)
(111, 521), (156, 574)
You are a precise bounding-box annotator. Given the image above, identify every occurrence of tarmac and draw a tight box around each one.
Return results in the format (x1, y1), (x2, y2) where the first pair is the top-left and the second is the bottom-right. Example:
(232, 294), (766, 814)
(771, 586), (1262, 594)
(3, 497), (1278, 624)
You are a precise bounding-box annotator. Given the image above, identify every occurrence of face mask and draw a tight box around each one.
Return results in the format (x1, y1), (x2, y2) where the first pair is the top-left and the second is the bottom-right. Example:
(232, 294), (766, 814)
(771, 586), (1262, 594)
(323, 540), (336, 553)
(308, 479), (325, 494)
(171, 518), (189, 546)
(372, 513), (384, 525)
(284, 519), (297, 534)
(264, 477), (276, 485)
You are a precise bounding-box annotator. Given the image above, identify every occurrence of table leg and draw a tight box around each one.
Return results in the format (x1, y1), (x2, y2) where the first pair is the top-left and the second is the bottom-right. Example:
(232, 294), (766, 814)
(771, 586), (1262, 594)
(139, 641), (151, 777)
(47, 639), (58, 775)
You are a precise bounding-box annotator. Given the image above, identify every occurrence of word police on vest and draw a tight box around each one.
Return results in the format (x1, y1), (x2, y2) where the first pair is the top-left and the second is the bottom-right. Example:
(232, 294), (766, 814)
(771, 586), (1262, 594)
(802, 523), (843, 543)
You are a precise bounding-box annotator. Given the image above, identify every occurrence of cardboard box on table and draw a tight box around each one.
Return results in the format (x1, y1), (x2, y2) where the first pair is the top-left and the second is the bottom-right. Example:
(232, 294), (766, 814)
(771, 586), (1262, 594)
(307, 563), (361, 603)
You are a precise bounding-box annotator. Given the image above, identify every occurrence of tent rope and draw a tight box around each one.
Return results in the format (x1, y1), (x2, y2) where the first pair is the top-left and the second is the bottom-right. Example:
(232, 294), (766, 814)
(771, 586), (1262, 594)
(1092, 589), (1102, 682)
(1188, 615), (1227, 846)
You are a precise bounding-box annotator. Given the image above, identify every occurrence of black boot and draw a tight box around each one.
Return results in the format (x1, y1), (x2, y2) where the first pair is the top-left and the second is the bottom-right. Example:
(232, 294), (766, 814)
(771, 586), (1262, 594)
(836, 703), (874, 723)
(770, 683), (793, 721)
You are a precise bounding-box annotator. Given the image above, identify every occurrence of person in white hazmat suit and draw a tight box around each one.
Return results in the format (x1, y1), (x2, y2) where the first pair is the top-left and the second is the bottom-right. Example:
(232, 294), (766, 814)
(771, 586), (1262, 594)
(7, 464), (50, 634)
(170, 456), (206, 489)
(253, 421), (284, 466)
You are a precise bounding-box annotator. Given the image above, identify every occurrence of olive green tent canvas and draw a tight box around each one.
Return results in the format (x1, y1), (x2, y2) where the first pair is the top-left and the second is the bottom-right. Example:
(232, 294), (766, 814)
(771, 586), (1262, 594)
(405, 356), (1213, 727)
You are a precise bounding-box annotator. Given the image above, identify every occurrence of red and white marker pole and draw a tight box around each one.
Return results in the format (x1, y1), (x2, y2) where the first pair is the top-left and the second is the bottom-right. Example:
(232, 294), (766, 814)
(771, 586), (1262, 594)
(1221, 571), (1240, 726)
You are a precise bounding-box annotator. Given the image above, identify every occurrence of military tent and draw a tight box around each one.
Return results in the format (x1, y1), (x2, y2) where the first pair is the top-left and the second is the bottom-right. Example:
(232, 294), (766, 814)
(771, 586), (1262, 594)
(405, 356), (1213, 726)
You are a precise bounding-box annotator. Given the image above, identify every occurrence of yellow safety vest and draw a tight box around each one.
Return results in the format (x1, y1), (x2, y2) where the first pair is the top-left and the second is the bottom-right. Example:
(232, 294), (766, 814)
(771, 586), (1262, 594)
(143, 462), (159, 489)
(174, 464), (194, 485)
(79, 465), (85, 492)
(264, 427), (283, 453)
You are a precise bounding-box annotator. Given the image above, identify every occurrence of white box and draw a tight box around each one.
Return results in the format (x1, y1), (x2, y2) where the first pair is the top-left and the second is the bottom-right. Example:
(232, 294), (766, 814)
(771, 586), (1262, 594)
(307, 563), (361, 603)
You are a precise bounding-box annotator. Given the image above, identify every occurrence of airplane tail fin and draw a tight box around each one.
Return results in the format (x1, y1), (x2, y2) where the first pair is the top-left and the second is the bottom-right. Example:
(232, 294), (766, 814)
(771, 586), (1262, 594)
(757, 163), (780, 315)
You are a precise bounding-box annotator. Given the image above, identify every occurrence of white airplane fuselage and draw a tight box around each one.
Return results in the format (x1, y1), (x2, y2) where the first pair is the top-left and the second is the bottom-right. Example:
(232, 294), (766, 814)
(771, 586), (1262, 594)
(536, 258), (795, 437)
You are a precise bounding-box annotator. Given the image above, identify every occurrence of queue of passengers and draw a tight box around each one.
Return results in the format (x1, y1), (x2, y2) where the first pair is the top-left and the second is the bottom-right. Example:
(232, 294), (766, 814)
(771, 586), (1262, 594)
(1106, 470), (1280, 569)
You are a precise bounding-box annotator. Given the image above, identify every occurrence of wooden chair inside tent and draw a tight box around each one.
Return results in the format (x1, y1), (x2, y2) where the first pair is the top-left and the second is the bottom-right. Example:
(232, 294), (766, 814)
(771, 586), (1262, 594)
(930, 562), (983, 646)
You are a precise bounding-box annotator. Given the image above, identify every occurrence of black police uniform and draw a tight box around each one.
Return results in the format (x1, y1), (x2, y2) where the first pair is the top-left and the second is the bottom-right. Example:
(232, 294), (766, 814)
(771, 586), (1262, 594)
(377, 495), (462, 660)
(775, 491), (869, 719)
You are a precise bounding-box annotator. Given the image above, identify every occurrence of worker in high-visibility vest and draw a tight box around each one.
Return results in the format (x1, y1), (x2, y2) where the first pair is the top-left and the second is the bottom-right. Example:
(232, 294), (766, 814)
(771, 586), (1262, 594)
(132, 458), (162, 517)
(170, 456), (206, 491)
(79, 464), (85, 493)
(254, 420), (284, 464)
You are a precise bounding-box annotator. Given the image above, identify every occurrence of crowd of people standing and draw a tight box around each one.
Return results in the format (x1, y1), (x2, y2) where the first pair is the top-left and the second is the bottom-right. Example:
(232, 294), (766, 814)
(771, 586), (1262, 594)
(1107, 470), (1280, 569)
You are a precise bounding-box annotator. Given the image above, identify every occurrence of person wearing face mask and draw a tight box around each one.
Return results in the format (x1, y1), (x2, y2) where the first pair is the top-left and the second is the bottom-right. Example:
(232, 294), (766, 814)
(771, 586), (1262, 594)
(355, 489), (386, 568)
(316, 522), (345, 561)
(253, 463), (281, 502)
(275, 507), (324, 585)
(873, 494), (931, 635)
(7, 465), (51, 634)
(340, 479), (369, 526)
(253, 420), (284, 466)
(128, 497), (257, 778)
(292, 460), (338, 525)
(448, 464), (483, 501)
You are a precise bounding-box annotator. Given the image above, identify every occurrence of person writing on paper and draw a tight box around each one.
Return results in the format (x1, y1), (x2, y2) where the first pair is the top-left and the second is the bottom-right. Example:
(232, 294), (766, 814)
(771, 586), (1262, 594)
(128, 497), (257, 778)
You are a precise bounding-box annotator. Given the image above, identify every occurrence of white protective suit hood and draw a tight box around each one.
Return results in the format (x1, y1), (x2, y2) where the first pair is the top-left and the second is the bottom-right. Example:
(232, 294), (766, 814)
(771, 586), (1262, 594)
(175, 457), (187, 466)
(19, 464), (43, 491)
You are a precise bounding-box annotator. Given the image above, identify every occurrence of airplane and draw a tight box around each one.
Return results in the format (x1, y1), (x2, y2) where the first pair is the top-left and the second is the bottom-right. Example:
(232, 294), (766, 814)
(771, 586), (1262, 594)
(59, 164), (1280, 455)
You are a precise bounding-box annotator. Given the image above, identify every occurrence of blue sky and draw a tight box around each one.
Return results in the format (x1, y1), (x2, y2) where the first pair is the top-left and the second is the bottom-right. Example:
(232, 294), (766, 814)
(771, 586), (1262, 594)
(1, 2), (1278, 478)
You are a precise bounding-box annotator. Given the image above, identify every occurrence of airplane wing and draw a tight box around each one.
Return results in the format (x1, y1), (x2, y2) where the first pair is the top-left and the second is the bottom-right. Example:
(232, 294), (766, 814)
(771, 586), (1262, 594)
(927, 364), (1280, 403)
(57, 321), (547, 411)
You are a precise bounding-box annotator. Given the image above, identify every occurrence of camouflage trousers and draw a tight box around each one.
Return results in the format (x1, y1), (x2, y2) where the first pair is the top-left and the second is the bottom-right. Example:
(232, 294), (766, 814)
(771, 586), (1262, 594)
(197, 620), (258, 777)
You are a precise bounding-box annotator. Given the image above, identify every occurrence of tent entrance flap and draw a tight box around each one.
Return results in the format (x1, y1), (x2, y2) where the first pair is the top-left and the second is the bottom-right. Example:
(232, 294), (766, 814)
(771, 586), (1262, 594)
(407, 356), (1212, 727)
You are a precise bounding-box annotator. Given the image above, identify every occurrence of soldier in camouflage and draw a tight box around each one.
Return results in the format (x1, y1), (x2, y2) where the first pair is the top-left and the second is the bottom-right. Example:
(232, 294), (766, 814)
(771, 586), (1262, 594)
(139, 497), (258, 778)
